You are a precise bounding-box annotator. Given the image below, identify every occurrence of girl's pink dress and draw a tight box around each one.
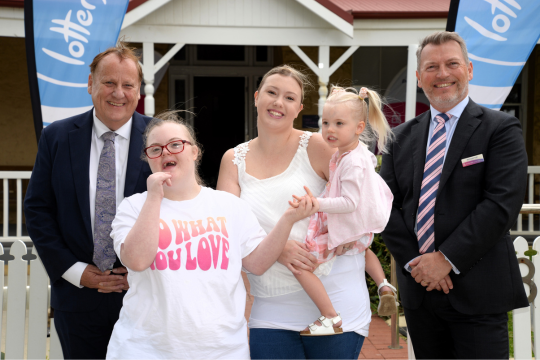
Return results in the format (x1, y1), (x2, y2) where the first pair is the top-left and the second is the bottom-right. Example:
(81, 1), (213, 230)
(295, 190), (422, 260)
(305, 142), (393, 268)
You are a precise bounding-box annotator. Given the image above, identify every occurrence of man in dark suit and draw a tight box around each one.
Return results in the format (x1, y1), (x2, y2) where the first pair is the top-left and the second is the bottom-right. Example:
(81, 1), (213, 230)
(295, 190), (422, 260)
(24, 43), (152, 359)
(380, 31), (528, 359)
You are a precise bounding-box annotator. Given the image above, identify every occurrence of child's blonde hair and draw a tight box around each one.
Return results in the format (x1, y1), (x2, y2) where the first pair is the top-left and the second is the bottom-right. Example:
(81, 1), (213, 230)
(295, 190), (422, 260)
(325, 86), (393, 153)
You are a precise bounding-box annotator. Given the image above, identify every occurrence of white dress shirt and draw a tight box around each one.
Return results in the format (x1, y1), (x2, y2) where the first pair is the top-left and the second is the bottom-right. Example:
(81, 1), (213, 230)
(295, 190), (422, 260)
(62, 110), (133, 287)
(406, 96), (470, 274)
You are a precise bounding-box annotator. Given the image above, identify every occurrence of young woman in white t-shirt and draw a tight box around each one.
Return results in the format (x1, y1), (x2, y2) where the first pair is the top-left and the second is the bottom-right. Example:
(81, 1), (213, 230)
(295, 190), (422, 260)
(105, 111), (318, 359)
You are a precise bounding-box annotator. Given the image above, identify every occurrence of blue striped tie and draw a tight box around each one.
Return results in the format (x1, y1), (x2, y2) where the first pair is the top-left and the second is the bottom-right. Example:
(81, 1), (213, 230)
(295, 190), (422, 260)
(417, 113), (451, 254)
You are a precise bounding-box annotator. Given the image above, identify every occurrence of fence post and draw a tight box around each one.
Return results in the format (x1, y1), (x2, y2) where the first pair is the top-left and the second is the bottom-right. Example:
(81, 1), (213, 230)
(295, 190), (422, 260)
(0, 243), (4, 341)
(513, 236), (533, 360)
(389, 256), (402, 349)
(27, 246), (50, 359)
(49, 318), (64, 360)
(5, 240), (28, 359)
(531, 237), (540, 357)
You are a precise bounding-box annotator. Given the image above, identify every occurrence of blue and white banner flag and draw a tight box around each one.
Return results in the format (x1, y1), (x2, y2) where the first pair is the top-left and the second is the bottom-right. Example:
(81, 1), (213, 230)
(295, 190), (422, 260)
(447, 0), (540, 110)
(25, 0), (128, 140)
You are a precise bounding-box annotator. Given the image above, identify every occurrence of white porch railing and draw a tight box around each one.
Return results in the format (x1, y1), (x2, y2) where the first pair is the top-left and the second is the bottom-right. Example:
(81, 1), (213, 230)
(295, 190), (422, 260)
(1, 171), (31, 243)
(512, 166), (540, 237)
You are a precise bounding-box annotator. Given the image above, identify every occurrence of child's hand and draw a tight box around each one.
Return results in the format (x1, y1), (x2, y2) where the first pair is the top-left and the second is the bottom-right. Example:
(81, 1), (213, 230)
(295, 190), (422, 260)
(147, 172), (172, 199)
(289, 186), (318, 208)
(289, 195), (305, 208)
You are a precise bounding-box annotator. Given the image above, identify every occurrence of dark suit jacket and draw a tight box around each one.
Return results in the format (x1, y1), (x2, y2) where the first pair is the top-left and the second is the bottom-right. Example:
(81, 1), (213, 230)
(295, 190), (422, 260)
(24, 109), (152, 312)
(380, 99), (528, 315)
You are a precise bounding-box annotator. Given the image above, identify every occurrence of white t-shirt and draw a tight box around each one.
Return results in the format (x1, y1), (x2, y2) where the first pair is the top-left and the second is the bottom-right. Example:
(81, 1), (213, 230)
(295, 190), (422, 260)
(106, 187), (265, 360)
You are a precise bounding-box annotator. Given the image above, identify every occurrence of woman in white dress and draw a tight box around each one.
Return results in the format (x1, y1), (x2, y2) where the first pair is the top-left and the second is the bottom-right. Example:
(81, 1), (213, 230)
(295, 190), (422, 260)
(217, 66), (372, 359)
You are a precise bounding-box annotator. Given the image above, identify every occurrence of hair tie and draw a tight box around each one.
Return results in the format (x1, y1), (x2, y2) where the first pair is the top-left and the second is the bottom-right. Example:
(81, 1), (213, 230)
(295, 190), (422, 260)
(359, 87), (368, 100)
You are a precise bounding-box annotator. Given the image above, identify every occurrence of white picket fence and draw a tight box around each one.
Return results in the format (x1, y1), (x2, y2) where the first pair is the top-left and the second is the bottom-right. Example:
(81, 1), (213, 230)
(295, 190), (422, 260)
(513, 236), (539, 360)
(1, 241), (63, 359)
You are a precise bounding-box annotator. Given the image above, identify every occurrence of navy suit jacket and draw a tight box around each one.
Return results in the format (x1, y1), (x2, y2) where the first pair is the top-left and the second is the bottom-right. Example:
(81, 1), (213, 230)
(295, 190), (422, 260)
(379, 99), (529, 315)
(24, 109), (152, 312)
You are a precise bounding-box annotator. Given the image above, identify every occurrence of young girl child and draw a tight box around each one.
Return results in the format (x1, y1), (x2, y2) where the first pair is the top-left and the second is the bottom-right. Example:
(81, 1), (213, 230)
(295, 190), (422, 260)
(106, 111), (318, 359)
(291, 86), (398, 336)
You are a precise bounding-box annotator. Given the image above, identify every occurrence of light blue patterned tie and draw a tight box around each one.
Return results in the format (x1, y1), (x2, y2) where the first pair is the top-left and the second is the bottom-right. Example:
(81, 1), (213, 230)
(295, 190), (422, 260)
(93, 131), (117, 272)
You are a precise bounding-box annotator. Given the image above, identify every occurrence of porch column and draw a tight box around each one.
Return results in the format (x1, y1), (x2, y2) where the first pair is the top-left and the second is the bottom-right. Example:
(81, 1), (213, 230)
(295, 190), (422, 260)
(317, 46), (330, 129)
(289, 45), (359, 131)
(142, 42), (155, 117)
(405, 44), (418, 121)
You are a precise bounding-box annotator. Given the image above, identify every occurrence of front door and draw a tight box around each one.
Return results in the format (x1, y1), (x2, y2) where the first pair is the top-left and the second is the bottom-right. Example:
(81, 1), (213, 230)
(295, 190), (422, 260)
(193, 76), (245, 188)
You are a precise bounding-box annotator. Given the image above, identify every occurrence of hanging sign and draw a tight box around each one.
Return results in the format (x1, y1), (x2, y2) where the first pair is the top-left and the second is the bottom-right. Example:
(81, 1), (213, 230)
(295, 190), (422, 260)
(25, 0), (129, 141)
(447, 0), (540, 110)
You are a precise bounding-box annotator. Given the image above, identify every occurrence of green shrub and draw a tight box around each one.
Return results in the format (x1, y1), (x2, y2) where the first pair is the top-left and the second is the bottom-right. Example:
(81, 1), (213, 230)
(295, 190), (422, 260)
(368, 155), (394, 314)
(367, 233), (393, 313)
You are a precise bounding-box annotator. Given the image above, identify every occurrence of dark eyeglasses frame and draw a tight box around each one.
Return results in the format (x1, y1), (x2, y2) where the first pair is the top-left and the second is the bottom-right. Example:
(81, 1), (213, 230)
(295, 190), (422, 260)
(144, 140), (192, 159)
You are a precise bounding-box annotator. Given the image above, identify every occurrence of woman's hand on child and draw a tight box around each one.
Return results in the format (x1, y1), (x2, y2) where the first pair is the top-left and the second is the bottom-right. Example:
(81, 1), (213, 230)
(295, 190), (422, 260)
(290, 186), (318, 210)
(286, 194), (319, 222)
(147, 172), (173, 199)
(278, 240), (318, 275)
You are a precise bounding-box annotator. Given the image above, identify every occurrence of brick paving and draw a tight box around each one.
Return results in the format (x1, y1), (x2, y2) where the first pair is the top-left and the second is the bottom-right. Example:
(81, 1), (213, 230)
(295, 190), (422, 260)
(360, 315), (408, 359)
(243, 273), (409, 359)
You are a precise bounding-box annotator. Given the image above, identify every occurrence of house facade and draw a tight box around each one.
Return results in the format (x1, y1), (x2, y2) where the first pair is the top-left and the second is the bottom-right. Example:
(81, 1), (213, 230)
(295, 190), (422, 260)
(0, 0), (538, 187)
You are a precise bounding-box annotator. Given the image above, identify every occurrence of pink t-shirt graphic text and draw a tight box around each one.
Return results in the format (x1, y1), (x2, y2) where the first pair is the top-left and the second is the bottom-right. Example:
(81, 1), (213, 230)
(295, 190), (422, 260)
(150, 216), (230, 271)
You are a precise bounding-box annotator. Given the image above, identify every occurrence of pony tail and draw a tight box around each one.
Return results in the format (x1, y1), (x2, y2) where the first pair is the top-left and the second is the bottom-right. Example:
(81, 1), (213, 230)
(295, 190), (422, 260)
(365, 88), (393, 153)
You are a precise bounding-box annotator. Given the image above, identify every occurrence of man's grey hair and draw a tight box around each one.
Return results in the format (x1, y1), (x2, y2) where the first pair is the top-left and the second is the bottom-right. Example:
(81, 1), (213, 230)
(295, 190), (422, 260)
(416, 31), (469, 71)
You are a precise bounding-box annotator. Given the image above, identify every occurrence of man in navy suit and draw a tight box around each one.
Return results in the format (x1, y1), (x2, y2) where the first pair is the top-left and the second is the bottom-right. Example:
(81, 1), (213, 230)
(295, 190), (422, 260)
(380, 31), (528, 358)
(24, 43), (152, 359)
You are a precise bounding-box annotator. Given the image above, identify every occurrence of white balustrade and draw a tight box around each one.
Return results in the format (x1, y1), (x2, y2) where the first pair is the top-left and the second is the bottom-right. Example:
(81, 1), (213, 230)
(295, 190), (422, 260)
(513, 166), (540, 236)
(1, 171), (31, 243)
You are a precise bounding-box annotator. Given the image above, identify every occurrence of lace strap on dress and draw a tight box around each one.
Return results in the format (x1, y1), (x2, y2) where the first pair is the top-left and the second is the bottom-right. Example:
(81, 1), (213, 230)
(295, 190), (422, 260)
(232, 142), (250, 166)
(299, 131), (313, 149)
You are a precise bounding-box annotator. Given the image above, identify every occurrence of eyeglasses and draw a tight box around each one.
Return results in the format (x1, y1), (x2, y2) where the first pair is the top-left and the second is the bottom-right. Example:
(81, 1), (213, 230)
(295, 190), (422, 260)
(144, 140), (192, 159)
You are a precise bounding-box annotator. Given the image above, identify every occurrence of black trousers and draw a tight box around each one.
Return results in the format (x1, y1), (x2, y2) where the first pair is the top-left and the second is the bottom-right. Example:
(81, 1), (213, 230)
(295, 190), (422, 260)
(404, 290), (509, 359)
(54, 293), (124, 359)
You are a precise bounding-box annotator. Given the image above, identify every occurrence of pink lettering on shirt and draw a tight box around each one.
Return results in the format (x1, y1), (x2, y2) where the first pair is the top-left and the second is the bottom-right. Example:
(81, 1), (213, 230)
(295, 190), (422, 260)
(208, 234), (221, 269)
(151, 217), (233, 271)
(158, 220), (172, 250)
(172, 220), (190, 245)
(186, 242), (197, 270)
(197, 237), (212, 271)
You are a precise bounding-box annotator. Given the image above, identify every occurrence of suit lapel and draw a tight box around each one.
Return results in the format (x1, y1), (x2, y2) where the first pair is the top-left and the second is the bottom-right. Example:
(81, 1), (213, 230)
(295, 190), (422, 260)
(69, 110), (93, 242)
(411, 112), (431, 209)
(124, 112), (146, 197)
(438, 101), (483, 192)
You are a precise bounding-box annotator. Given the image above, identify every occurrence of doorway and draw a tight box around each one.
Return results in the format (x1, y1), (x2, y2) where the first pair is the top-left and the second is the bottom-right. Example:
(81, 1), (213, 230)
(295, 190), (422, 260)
(193, 76), (245, 188)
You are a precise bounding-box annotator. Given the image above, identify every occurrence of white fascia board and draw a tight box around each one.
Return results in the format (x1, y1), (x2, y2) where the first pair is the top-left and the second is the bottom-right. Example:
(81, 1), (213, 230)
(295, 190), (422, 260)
(295, 0), (353, 38)
(354, 18), (447, 31)
(0, 7), (24, 37)
(121, 24), (446, 47)
(121, 0), (171, 30)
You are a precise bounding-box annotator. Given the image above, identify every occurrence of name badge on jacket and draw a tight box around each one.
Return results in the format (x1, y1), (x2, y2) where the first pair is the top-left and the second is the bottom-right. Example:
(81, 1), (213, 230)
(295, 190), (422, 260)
(461, 154), (484, 167)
